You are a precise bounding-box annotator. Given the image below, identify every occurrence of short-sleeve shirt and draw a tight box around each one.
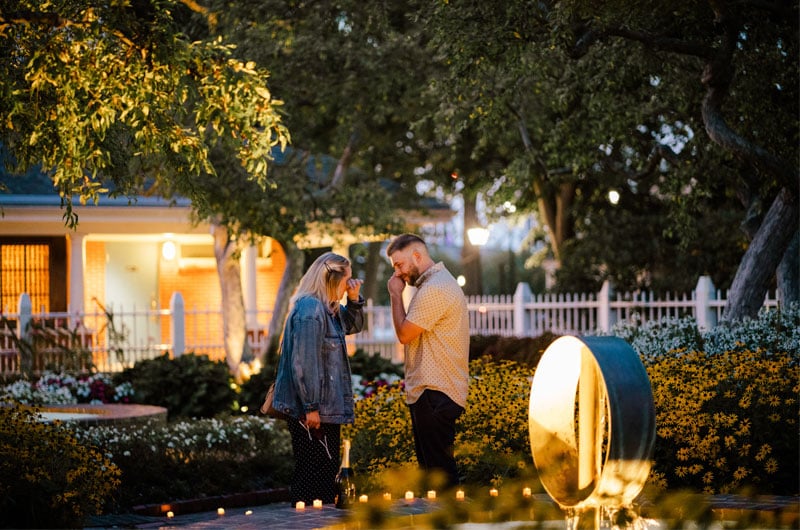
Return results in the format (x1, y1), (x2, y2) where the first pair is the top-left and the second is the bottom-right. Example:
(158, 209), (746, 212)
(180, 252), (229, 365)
(403, 262), (470, 407)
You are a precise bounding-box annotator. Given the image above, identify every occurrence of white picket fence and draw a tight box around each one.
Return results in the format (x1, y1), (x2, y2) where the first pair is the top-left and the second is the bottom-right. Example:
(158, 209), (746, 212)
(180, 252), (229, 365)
(0, 275), (780, 374)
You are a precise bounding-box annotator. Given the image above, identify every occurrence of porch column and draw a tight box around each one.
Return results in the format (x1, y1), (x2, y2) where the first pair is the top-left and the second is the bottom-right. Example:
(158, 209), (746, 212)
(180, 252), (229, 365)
(68, 232), (85, 315)
(242, 243), (258, 329)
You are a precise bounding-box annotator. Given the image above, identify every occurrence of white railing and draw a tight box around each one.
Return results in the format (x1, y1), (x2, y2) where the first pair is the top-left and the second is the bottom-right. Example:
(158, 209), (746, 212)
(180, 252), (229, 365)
(0, 275), (781, 374)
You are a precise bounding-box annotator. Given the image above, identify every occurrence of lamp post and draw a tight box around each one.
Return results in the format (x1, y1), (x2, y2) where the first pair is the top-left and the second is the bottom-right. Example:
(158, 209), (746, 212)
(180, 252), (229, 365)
(466, 227), (490, 296)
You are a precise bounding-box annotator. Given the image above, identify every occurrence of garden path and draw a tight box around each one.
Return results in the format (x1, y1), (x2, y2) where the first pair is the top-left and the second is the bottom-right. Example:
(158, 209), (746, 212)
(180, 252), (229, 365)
(84, 494), (798, 530)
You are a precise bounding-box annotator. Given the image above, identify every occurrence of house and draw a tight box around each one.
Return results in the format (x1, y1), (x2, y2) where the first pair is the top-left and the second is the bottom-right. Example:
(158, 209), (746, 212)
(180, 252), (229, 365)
(0, 163), (452, 366)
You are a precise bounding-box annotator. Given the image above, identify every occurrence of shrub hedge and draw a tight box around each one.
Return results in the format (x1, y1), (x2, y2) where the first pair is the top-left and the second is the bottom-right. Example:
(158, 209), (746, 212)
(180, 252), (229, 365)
(1, 305), (796, 526)
(0, 404), (121, 528)
(113, 353), (237, 419)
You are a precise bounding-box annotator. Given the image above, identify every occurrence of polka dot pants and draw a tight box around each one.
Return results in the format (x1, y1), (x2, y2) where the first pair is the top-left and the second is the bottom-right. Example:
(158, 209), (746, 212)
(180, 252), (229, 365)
(286, 419), (341, 504)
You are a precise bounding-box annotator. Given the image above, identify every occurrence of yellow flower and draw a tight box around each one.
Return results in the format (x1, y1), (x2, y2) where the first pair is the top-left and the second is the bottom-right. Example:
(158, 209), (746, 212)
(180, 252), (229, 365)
(764, 458), (778, 474)
(755, 444), (772, 462)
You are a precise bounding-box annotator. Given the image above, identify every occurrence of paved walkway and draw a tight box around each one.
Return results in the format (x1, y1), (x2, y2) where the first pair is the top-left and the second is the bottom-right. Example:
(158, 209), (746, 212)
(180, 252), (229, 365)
(85, 494), (798, 530)
(85, 497), (443, 530)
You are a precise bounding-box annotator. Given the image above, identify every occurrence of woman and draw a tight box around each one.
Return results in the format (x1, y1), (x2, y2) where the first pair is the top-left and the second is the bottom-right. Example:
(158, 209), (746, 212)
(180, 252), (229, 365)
(271, 252), (364, 505)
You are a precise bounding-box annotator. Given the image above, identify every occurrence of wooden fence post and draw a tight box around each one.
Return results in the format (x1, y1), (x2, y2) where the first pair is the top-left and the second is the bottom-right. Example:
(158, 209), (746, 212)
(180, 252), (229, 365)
(598, 281), (615, 333)
(170, 292), (185, 357)
(17, 293), (32, 341)
(17, 293), (33, 373)
(514, 282), (533, 337)
(695, 276), (717, 330)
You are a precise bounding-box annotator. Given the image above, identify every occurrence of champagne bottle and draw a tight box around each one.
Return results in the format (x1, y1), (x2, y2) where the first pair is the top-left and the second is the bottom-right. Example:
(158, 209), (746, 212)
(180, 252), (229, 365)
(334, 438), (356, 509)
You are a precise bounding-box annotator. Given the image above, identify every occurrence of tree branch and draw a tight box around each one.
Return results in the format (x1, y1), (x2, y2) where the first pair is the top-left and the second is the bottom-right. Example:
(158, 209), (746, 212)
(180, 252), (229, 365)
(310, 130), (359, 198)
(700, 9), (797, 187)
(569, 24), (715, 60)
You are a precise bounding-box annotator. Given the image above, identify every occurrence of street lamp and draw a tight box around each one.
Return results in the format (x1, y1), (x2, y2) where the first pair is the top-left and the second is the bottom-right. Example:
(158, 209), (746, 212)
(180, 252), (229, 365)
(466, 227), (490, 296)
(467, 227), (490, 247)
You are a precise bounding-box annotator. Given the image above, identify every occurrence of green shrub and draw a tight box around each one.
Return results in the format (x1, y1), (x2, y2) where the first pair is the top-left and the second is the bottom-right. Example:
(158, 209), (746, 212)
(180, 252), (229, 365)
(72, 415), (292, 511)
(646, 345), (799, 495)
(702, 302), (800, 356)
(610, 303), (800, 361)
(343, 380), (414, 487)
(469, 333), (560, 367)
(344, 358), (537, 492)
(346, 316), (798, 498)
(0, 404), (121, 528)
(1, 371), (135, 405)
(349, 349), (404, 380)
(237, 369), (273, 415)
(455, 358), (537, 487)
(114, 353), (237, 419)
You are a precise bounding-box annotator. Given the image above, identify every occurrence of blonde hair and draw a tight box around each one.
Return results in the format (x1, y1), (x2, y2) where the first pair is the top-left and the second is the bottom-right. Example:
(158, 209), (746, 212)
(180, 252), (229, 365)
(291, 252), (351, 312)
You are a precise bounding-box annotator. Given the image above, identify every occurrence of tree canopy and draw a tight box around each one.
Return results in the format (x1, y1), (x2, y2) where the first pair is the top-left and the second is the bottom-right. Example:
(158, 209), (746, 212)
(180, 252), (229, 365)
(1, 0), (288, 227)
(419, 0), (798, 313)
(2, 0), (796, 321)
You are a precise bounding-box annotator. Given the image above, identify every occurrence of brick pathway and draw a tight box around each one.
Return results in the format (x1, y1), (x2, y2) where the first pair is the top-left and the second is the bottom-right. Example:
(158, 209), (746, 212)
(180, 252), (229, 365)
(85, 494), (798, 530)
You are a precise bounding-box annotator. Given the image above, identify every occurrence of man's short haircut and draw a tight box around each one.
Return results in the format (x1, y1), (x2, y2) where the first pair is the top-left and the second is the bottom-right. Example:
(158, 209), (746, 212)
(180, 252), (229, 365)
(386, 233), (427, 257)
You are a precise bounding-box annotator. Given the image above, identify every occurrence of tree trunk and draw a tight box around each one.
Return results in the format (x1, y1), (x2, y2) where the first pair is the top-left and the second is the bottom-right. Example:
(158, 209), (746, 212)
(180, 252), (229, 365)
(776, 229), (799, 306)
(723, 187), (799, 321)
(212, 222), (251, 380)
(263, 238), (305, 370)
(697, 10), (798, 321)
(514, 110), (575, 265)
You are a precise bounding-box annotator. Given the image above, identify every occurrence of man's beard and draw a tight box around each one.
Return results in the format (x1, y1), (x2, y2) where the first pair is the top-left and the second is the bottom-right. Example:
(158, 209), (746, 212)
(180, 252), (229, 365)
(406, 264), (422, 286)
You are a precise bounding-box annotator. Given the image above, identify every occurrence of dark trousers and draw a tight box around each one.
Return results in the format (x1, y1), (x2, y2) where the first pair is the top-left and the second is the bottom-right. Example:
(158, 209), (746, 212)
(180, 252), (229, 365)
(286, 419), (341, 504)
(408, 389), (464, 488)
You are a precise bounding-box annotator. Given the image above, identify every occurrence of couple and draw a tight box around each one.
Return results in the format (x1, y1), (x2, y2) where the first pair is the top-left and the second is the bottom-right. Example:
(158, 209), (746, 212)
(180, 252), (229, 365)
(271, 233), (470, 505)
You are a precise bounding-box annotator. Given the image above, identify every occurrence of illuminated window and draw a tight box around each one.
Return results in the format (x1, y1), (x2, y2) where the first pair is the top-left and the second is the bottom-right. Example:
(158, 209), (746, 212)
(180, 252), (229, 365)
(1, 244), (50, 313)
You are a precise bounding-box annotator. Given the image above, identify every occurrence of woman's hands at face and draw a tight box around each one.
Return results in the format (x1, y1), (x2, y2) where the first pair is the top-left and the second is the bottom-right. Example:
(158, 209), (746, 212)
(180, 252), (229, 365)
(345, 278), (363, 301)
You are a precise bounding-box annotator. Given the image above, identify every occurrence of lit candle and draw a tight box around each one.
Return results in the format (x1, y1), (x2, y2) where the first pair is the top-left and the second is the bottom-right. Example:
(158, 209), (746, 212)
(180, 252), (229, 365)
(313, 499), (323, 508)
(295, 501), (305, 510)
(427, 490), (436, 499)
(217, 508), (225, 516)
(245, 510), (253, 516)
(489, 488), (499, 497)
(359, 494), (369, 503)
(383, 492), (392, 501)
(522, 487), (532, 498)
(456, 490), (465, 501)
(166, 511), (174, 518)
(405, 491), (414, 501)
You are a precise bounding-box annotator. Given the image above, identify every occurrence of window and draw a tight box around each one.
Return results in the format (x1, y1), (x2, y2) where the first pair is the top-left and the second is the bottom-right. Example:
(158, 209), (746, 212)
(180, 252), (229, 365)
(0, 237), (66, 313)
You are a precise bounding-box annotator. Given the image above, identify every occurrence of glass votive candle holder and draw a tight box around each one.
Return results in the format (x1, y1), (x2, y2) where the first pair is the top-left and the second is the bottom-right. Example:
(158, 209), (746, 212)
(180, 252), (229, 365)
(489, 488), (499, 497)
(523, 487), (532, 498)
(217, 508), (225, 516)
(383, 492), (392, 501)
(359, 494), (369, 503)
(456, 490), (465, 501)
(295, 501), (305, 510)
(313, 499), (323, 508)
(245, 510), (253, 516)
(405, 491), (414, 501)
(427, 490), (436, 499)
(166, 511), (174, 518)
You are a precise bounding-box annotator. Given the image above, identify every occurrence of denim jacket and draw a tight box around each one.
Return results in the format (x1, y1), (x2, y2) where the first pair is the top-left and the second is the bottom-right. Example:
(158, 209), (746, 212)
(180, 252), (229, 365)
(272, 294), (365, 424)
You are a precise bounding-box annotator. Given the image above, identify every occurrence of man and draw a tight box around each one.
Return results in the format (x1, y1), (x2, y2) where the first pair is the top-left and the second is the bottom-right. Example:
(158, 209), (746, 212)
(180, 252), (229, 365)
(386, 233), (469, 488)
